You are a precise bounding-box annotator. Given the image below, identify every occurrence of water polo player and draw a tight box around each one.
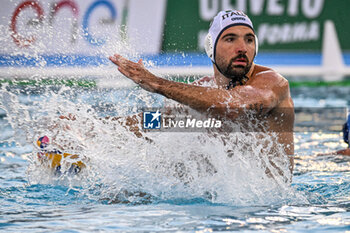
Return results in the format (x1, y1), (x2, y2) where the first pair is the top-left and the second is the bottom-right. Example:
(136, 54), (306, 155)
(36, 135), (86, 175)
(110, 10), (295, 173)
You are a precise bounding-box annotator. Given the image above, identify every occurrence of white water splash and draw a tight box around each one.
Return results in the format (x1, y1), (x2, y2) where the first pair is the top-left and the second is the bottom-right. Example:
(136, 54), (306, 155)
(0, 84), (307, 206)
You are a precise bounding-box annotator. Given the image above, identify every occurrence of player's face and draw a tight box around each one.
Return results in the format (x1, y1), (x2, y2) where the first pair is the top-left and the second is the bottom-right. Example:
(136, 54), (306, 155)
(215, 26), (256, 79)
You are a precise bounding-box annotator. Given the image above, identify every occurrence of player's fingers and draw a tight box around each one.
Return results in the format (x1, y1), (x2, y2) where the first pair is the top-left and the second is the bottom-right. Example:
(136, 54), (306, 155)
(109, 54), (128, 67)
(137, 59), (144, 67)
(108, 55), (118, 65)
(59, 114), (76, 120)
(68, 113), (76, 120)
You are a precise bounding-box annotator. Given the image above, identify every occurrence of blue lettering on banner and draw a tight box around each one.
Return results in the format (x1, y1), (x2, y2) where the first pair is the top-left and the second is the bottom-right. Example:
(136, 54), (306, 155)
(82, 0), (117, 46)
(143, 111), (161, 129)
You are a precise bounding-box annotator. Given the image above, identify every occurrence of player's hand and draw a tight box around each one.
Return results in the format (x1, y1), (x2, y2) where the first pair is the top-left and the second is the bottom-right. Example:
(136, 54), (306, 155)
(59, 113), (76, 121)
(109, 54), (160, 92)
(56, 113), (76, 131)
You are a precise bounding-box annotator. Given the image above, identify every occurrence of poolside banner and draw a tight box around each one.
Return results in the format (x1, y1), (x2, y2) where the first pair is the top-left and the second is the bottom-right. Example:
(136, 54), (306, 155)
(0, 0), (166, 56)
(0, 0), (349, 70)
(162, 0), (350, 53)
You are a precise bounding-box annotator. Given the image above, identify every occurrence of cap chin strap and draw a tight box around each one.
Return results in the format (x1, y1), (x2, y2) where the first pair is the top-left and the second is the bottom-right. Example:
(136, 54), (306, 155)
(226, 75), (249, 89)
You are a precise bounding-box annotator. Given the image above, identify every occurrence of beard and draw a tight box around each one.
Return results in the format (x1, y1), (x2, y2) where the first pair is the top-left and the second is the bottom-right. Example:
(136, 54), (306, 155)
(216, 54), (252, 82)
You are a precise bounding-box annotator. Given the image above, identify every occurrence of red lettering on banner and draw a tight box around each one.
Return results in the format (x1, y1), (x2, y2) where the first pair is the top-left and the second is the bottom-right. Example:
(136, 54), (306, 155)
(52, 0), (78, 16)
(10, 1), (44, 47)
(49, 0), (79, 43)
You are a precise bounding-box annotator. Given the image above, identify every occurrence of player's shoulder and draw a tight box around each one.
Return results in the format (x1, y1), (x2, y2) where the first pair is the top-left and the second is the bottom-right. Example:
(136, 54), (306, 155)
(253, 64), (289, 85)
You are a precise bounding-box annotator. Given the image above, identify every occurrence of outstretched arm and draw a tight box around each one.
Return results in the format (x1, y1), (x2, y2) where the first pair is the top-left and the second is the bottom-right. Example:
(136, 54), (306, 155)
(336, 148), (350, 155)
(109, 54), (288, 119)
(320, 148), (350, 156)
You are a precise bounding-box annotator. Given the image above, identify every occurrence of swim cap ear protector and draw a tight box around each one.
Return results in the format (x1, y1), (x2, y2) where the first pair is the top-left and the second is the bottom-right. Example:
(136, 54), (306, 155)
(205, 10), (258, 64)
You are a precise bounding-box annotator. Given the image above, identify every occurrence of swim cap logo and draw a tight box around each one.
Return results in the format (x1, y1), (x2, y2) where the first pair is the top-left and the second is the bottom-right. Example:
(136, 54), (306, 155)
(231, 17), (246, 21)
(143, 110), (161, 129)
(222, 10), (247, 20)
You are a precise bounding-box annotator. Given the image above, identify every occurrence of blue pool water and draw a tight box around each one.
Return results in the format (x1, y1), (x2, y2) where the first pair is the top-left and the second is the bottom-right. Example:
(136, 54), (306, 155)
(1, 83), (350, 232)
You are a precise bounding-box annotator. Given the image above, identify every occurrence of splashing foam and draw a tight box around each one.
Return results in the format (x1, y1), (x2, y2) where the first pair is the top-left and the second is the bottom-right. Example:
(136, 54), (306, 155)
(0, 82), (308, 206)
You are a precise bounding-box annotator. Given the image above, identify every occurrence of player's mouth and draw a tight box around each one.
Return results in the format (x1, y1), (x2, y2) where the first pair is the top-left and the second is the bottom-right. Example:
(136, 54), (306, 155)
(232, 55), (248, 66)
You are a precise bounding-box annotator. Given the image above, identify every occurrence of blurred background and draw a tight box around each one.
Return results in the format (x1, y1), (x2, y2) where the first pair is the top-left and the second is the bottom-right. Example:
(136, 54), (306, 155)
(1, 0), (350, 84)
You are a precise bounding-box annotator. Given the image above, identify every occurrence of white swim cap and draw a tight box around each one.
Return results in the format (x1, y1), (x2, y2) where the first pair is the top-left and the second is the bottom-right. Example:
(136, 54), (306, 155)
(205, 10), (258, 63)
